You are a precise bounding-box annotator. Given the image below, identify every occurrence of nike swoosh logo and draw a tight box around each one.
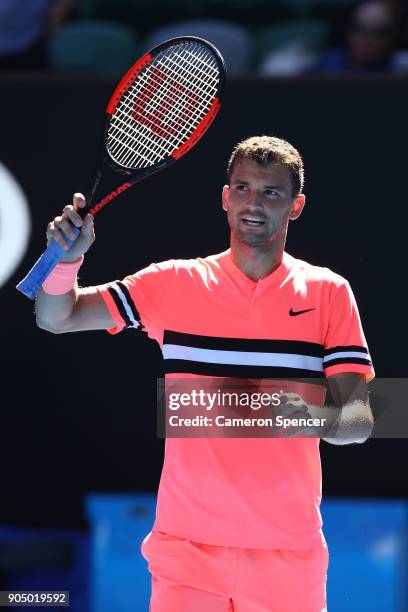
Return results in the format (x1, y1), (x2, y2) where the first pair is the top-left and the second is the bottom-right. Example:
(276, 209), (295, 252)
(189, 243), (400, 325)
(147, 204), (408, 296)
(289, 307), (316, 317)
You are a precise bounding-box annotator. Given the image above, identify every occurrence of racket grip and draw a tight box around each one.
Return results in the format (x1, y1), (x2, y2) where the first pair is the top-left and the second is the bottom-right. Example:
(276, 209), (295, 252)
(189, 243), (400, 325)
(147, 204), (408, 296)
(16, 225), (80, 300)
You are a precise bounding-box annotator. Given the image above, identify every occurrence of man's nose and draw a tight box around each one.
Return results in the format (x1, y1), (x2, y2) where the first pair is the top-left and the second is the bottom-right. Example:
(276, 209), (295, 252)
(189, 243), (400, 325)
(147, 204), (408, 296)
(246, 191), (263, 209)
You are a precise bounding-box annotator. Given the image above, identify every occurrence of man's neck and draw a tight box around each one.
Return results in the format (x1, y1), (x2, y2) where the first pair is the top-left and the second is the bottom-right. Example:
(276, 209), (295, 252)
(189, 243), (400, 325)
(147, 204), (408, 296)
(229, 237), (285, 282)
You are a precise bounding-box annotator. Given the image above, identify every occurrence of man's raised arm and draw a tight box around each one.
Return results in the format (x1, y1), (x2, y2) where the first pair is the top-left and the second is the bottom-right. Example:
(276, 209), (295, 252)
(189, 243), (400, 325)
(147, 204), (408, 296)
(35, 193), (115, 333)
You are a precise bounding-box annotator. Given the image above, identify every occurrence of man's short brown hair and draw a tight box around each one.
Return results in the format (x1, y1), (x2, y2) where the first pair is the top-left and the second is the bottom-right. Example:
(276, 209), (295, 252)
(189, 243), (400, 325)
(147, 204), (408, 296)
(227, 135), (304, 196)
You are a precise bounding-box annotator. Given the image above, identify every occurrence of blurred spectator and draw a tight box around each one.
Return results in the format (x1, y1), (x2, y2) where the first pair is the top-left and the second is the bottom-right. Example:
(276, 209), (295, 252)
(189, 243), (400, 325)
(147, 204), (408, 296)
(0, 0), (78, 70)
(312, 0), (408, 73)
(259, 42), (320, 76)
(257, 20), (329, 77)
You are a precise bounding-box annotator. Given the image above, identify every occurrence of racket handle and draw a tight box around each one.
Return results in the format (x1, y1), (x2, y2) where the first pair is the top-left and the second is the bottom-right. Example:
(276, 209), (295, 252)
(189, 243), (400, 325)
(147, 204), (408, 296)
(16, 225), (80, 300)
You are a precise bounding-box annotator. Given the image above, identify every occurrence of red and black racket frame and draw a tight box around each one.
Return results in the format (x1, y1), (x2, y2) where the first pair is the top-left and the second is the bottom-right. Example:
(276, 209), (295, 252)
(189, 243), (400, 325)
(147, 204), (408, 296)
(83, 36), (226, 219)
(16, 36), (226, 299)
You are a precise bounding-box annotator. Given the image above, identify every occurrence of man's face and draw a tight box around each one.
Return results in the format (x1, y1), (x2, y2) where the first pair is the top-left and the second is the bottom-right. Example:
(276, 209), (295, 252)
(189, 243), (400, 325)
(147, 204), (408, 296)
(222, 159), (305, 248)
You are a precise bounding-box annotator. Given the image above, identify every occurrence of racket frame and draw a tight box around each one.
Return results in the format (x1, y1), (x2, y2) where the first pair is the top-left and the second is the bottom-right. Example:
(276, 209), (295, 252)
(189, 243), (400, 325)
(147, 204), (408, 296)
(16, 36), (226, 298)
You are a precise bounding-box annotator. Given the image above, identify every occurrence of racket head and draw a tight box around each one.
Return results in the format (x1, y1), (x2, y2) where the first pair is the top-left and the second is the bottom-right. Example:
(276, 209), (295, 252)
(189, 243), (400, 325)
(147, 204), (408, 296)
(16, 38), (226, 299)
(102, 36), (226, 178)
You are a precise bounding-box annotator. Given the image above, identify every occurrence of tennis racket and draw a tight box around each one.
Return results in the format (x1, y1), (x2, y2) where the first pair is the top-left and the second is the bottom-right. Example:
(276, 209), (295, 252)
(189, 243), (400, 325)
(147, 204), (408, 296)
(17, 36), (226, 299)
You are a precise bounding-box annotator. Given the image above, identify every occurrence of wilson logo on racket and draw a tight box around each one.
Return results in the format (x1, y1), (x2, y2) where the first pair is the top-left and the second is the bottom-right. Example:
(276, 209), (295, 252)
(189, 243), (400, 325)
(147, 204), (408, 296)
(17, 36), (226, 299)
(89, 182), (133, 215)
(133, 66), (201, 140)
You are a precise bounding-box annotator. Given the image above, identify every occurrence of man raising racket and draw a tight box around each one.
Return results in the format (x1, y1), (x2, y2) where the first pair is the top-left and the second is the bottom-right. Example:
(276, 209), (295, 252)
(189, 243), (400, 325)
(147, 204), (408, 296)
(36, 136), (374, 612)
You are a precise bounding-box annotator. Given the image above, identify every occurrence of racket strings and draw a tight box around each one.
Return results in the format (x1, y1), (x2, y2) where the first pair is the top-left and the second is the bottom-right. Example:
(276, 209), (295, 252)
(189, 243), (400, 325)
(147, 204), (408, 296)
(109, 44), (218, 167)
(126, 44), (217, 128)
(155, 49), (218, 121)
(129, 48), (217, 165)
(113, 81), (208, 157)
(107, 41), (220, 169)
(129, 55), (217, 167)
(143, 46), (218, 137)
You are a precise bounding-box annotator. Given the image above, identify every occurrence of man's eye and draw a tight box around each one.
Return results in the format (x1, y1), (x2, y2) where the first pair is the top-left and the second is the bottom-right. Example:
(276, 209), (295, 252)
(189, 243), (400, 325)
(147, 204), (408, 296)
(236, 185), (247, 191)
(264, 189), (278, 197)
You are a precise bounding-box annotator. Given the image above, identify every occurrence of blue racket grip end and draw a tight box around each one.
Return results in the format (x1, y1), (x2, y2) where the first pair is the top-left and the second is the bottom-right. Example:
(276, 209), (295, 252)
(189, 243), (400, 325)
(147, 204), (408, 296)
(16, 225), (81, 300)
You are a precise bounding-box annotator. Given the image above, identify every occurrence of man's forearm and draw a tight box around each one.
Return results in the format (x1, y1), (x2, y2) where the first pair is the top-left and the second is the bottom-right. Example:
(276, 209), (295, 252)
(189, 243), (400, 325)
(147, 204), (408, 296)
(305, 400), (373, 444)
(35, 285), (78, 333)
(321, 400), (374, 445)
(34, 194), (98, 333)
(321, 374), (373, 445)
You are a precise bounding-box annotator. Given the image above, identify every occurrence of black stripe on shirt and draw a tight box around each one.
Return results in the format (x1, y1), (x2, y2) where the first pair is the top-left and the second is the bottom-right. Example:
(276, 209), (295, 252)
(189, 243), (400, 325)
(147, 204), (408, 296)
(164, 359), (325, 379)
(163, 330), (324, 357)
(116, 281), (143, 329)
(107, 286), (132, 328)
(324, 345), (368, 356)
(323, 357), (372, 368)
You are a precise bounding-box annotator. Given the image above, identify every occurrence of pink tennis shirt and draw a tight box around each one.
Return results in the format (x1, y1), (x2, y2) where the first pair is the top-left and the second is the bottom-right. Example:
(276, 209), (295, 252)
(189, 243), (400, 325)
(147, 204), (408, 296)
(97, 250), (374, 549)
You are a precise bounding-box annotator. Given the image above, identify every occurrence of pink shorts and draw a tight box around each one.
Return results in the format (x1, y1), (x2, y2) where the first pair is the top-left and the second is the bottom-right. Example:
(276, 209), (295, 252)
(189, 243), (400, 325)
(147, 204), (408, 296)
(141, 530), (328, 612)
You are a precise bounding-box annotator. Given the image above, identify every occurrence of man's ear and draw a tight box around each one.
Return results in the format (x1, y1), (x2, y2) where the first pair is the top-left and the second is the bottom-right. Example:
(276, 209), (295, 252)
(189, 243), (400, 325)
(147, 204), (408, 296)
(222, 185), (229, 212)
(289, 194), (306, 221)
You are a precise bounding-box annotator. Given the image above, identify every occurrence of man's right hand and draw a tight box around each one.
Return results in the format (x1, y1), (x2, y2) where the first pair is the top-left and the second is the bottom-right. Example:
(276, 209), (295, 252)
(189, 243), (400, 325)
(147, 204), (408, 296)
(37, 192), (115, 334)
(46, 193), (95, 262)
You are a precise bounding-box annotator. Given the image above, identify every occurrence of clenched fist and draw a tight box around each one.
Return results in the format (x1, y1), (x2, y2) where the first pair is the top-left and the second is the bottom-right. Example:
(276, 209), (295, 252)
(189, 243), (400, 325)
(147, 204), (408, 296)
(46, 193), (95, 262)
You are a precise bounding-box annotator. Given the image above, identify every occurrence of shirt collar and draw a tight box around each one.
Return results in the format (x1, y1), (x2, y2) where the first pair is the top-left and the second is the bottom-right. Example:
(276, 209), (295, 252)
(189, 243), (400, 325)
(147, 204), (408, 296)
(221, 249), (294, 288)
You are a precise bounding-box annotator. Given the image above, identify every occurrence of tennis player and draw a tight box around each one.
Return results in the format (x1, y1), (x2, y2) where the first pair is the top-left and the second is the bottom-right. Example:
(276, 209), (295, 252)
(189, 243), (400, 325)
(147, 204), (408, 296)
(36, 136), (374, 611)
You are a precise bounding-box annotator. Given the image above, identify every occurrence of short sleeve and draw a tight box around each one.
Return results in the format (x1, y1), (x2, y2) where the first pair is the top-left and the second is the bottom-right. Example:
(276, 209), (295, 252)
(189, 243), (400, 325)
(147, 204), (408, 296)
(324, 280), (374, 381)
(95, 259), (175, 344)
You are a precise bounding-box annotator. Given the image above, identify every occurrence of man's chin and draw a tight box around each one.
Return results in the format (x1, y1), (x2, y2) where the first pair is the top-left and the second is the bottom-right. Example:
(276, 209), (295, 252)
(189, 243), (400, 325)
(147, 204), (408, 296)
(238, 233), (270, 248)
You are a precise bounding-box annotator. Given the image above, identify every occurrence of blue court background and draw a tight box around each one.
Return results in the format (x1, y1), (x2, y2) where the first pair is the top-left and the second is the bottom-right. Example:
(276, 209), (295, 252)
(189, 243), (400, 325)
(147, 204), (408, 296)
(85, 495), (408, 611)
(1, 495), (406, 610)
